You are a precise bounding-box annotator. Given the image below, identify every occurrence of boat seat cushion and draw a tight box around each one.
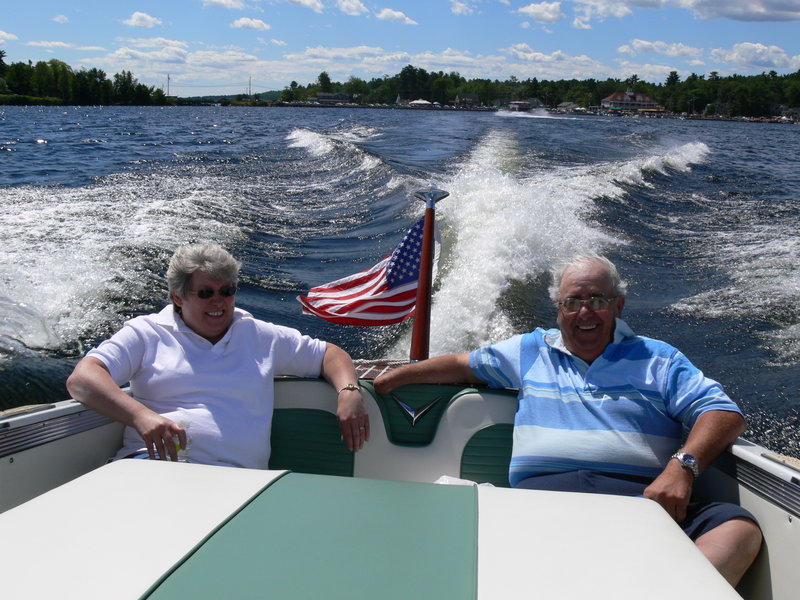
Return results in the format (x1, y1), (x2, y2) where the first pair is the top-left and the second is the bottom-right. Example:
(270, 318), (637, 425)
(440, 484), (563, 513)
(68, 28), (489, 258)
(460, 424), (513, 487)
(268, 408), (354, 477)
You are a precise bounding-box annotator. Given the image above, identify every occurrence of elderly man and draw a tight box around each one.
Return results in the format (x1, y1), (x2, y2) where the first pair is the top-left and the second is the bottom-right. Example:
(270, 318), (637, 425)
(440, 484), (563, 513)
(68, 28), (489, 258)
(374, 252), (761, 587)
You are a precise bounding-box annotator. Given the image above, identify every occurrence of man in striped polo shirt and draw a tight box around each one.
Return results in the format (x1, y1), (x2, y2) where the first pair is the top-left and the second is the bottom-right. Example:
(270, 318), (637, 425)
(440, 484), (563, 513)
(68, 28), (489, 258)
(374, 252), (762, 588)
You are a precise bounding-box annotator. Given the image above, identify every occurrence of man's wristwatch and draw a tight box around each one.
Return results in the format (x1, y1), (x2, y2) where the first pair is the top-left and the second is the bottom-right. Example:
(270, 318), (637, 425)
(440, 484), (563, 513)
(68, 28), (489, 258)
(671, 451), (700, 478)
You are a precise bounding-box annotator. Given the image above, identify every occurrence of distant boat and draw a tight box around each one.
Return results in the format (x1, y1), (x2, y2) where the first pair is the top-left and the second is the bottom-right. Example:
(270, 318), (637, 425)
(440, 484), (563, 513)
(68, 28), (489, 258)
(508, 100), (531, 112)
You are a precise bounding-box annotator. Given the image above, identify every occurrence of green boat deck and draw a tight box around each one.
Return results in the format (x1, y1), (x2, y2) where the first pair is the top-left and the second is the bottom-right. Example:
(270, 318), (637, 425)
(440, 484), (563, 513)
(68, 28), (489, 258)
(145, 473), (477, 599)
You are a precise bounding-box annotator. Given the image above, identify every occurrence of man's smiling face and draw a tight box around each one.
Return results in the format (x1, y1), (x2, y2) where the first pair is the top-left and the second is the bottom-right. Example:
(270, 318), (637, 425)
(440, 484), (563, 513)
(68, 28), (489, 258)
(556, 260), (625, 363)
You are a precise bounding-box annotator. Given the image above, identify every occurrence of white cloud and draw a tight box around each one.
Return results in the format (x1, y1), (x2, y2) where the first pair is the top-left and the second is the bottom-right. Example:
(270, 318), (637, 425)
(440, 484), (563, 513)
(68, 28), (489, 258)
(615, 58), (686, 83)
(710, 42), (798, 69)
(571, 0), (639, 28)
(186, 49), (259, 67)
(204, 0), (246, 8)
(501, 42), (608, 78)
(518, 2), (565, 24)
(338, 0), (368, 16)
(619, 39), (703, 58)
(123, 12), (163, 28)
(53, 15), (69, 24)
(0, 30), (20, 45)
(286, 45), (387, 61)
(105, 45), (190, 65)
(287, 0), (325, 13)
(26, 40), (74, 49)
(569, 1), (800, 27)
(451, 0), (476, 15)
(118, 37), (190, 49)
(676, 0), (800, 22)
(376, 8), (418, 24)
(271, 39), (288, 46)
(231, 17), (271, 30)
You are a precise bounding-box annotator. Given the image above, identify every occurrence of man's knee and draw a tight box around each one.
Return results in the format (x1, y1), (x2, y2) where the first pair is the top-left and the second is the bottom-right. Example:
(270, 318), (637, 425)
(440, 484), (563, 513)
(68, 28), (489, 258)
(695, 517), (762, 587)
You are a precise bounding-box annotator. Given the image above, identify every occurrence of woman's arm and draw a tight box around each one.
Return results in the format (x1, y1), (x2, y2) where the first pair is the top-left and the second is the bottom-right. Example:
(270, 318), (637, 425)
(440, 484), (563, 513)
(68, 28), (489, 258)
(320, 343), (370, 451)
(66, 357), (186, 461)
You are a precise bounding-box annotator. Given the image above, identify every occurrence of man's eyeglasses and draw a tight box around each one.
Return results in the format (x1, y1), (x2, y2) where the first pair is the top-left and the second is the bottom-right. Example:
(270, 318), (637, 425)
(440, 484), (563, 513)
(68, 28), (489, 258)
(557, 296), (617, 313)
(189, 286), (237, 300)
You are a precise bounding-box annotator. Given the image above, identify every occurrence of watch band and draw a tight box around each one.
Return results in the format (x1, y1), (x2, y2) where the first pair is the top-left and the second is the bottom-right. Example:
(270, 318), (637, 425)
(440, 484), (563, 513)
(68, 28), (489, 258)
(671, 451), (700, 478)
(338, 383), (360, 393)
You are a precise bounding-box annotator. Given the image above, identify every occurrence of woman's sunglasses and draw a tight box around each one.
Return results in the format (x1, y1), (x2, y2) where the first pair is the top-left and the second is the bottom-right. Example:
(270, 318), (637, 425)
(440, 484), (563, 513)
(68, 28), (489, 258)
(189, 286), (237, 299)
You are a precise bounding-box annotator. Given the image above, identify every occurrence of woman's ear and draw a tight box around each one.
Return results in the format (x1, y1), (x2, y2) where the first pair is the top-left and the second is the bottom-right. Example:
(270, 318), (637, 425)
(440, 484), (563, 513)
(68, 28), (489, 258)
(171, 290), (184, 309)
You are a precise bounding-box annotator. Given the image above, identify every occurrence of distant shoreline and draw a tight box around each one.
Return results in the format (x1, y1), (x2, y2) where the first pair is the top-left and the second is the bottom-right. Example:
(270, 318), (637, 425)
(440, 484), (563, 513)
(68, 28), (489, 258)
(2, 96), (797, 124)
(185, 101), (800, 124)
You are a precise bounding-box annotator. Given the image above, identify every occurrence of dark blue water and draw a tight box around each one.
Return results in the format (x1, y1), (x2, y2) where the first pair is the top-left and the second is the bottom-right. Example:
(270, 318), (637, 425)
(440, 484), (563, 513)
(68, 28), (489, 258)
(1, 105), (798, 456)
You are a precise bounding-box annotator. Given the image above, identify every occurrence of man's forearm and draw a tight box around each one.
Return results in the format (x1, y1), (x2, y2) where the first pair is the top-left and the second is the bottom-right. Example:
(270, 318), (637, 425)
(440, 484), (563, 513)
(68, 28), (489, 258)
(373, 353), (479, 395)
(680, 410), (746, 473)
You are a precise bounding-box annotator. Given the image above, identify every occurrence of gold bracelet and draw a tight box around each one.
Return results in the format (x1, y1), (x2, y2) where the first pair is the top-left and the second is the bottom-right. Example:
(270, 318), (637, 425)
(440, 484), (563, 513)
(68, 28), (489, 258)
(338, 383), (359, 393)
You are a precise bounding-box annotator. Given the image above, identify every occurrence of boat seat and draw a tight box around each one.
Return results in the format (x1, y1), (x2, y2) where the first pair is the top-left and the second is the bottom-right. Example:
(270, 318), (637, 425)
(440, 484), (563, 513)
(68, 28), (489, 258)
(269, 379), (519, 486)
(460, 423), (514, 487)
(268, 408), (354, 477)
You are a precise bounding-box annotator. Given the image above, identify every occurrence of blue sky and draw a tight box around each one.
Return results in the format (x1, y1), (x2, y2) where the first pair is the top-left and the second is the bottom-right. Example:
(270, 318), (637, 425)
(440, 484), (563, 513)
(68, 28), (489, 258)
(2, 1), (799, 97)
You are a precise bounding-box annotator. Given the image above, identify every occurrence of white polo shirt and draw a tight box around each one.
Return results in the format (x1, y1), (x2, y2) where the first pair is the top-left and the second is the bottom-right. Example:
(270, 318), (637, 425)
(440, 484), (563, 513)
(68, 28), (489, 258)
(87, 305), (327, 468)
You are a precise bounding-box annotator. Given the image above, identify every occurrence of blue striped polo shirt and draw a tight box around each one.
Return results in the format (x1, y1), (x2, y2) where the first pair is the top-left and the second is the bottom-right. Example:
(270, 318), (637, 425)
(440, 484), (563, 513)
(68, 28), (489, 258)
(469, 319), (742, 487)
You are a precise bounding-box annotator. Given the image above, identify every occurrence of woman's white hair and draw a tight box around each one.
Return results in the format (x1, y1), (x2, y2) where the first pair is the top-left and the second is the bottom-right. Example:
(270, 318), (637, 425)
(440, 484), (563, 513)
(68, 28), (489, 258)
(166, 243), (241, 301)
(548, 252), (628, 301)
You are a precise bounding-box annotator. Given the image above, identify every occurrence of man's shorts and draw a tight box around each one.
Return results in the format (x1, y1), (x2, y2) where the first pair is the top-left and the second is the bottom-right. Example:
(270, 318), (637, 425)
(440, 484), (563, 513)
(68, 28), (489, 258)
(516, 470), (758, 540)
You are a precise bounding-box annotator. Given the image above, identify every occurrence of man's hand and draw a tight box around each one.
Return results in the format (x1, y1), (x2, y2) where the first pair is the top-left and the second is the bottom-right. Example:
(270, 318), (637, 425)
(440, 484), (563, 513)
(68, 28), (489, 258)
(643, 459), (693, 522)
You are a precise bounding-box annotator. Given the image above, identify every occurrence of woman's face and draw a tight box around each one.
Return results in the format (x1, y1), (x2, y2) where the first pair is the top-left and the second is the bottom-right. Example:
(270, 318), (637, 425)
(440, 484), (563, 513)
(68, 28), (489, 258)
(171, 271), (236, 343)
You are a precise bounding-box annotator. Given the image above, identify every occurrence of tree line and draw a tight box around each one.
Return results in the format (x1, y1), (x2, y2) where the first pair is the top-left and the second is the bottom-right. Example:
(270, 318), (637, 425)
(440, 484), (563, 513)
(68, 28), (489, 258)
(284, 65), (800, 118)
(0, 52), (168, 105)
(2, 50), (799, 118)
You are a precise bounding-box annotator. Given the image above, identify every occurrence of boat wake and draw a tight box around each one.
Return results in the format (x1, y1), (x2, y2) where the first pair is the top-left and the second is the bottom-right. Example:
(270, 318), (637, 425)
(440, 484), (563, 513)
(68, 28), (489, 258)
(385, 129), (713, 358)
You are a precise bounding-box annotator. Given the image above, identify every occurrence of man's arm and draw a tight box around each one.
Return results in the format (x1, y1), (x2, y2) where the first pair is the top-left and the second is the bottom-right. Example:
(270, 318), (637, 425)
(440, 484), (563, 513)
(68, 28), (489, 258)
(66, 357), (186, 461)
(644, 410), (746, 521)
(372, 353), (481, 395)
(320, 343), (370, 451)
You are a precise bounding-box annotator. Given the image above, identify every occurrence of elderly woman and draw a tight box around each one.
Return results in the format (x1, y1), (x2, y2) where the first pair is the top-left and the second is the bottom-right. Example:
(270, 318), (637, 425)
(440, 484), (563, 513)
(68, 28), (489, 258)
(67, 243), (369, 467)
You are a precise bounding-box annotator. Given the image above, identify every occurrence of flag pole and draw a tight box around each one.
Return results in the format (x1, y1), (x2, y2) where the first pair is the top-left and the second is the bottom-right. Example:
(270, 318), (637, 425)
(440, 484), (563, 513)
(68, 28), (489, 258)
(409, 188), (449, 362)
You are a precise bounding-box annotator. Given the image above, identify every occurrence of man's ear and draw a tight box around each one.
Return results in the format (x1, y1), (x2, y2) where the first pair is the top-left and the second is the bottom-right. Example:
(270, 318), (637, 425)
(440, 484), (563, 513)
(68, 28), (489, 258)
(616, 295), (626, 315)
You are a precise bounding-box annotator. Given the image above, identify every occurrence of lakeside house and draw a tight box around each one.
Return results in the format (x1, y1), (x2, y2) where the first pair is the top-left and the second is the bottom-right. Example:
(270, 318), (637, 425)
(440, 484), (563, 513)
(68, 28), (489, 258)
(556, 101), (583, 113)
(314, 92), (351, 105)
(601, 89), (665, 114)
(455, 93), (481, 108)
(506, 98), (544, 111)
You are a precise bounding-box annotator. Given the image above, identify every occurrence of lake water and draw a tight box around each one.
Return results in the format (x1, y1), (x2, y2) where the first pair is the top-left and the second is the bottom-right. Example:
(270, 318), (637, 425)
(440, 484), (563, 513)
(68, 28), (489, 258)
(1, 105), (798, 457)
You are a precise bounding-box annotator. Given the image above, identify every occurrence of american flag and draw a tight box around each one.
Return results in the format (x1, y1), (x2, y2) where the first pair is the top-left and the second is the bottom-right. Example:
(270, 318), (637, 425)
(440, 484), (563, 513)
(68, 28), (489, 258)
(297, 217), (438, 325)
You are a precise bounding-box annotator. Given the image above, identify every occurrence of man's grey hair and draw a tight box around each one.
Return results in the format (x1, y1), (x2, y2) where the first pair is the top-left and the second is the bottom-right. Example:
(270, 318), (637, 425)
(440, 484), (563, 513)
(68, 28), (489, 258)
(548, 252), (628, 301)
(167, 243), (242, 300)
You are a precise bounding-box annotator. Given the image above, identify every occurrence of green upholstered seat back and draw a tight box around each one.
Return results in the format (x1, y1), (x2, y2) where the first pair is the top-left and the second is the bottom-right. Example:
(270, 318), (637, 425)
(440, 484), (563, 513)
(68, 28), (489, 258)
(359, 381), (472, 446)
(268, 408), (354, 477)
(460, 424), (513, 487)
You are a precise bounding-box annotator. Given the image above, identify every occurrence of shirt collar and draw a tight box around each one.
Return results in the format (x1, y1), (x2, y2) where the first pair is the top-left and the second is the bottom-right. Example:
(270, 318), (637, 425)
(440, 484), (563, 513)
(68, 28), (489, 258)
(544, 317), (635, 355)
(153, 304), (250, 343)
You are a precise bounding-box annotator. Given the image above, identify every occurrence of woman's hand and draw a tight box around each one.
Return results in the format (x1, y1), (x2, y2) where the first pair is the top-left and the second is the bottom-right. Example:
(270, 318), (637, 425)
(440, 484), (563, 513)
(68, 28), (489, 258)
(336, 388), (369, 451)
(131, 410), (187, 461)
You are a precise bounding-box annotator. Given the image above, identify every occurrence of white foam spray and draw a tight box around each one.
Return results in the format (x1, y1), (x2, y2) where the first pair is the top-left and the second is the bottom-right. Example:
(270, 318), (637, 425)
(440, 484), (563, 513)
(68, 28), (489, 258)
(385, 130), (713, 358)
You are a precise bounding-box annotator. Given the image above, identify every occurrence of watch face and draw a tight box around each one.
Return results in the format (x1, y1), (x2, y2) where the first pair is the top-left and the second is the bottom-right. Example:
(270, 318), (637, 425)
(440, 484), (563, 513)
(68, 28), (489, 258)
(676, 452), (699, 476)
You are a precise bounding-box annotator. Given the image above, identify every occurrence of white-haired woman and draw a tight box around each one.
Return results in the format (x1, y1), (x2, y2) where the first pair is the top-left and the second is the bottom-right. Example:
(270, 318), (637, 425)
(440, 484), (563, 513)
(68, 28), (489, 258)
(67, 243), (368, 467)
